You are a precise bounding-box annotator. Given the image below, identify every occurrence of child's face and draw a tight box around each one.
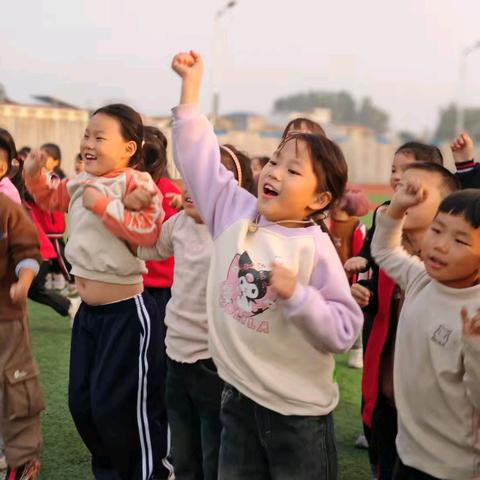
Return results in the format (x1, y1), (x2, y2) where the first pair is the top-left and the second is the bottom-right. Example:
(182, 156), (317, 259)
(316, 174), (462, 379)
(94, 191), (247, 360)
(257, 138), (328, 224)
(401, 169), (443, 232)
(80, 113), (135, 176)
(0, 149), (8, 180)
(182, 189), (203, 224)
(422, 212), (480, 288)
(390, 152), (415, 191)
(42, 152), (59, 173)
(75, 158), (85, 175)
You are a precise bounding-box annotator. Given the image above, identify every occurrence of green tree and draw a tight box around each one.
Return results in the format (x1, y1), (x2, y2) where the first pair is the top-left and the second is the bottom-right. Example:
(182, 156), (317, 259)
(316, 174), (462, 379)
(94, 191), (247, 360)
(356, 97), (389, 131)
(273, 90), (389, 130)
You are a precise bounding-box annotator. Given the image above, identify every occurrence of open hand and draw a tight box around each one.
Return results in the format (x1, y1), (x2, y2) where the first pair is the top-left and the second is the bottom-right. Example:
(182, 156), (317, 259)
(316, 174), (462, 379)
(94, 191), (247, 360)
(24, 150), (46, 177)
(124, 187), (155, 211)
(461, 307), (480, 339)
(451, 132), (474, 164)
(270, 261), (297, 300)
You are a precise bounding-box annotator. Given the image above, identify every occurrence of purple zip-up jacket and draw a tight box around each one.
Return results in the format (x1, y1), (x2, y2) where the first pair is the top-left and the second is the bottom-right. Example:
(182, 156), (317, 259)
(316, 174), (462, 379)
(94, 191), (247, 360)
(172, 103), (363, 415)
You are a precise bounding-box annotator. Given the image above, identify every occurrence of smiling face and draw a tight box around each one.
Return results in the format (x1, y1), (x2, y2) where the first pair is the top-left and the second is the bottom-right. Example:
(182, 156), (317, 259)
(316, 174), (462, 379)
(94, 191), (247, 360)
(422, 212), (480, 288)
(257, 138), (330, 225)
(80, 113), (136, 177)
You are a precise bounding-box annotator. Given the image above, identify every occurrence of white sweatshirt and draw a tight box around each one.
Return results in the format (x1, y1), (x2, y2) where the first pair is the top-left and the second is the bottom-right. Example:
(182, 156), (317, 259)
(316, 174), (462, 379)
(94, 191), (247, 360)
(372, 210), (480, 479)
(139, 211), (212, 363)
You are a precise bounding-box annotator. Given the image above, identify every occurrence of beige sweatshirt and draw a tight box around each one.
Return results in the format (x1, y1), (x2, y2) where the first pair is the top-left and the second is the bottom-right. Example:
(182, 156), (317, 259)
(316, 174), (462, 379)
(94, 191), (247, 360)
(139, 211), (212, 363)
(372, 211), (480, 479)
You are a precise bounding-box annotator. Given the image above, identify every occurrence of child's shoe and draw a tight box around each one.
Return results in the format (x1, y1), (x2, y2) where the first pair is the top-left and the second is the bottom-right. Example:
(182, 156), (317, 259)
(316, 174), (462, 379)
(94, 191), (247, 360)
(348, 348), (363, 369)
(4, 458), (41, 479)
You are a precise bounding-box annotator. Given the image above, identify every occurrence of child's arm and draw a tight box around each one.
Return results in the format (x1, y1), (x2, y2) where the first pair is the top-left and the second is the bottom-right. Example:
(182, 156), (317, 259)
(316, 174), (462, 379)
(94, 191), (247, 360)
(271, 240), (363, 354)
(137, 213), (176, 260)
(83, 171), (164, 248)
(23, 150), (71, 212)
(371, 180), (426, 291)
(451, 132), (480, 189)
(460, 307), (480, 408)
(171, 51), (256, 239)
(8, 200), (41, 303)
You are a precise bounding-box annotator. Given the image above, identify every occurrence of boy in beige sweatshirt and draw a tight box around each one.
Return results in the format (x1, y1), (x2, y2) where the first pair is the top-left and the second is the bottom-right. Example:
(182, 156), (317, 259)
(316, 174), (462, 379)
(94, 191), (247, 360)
(372, 183), (480, 479)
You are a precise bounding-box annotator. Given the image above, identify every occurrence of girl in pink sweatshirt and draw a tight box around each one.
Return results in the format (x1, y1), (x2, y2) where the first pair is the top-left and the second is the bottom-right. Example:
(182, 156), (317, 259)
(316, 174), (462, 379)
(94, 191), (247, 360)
(170, 51), (363, 480)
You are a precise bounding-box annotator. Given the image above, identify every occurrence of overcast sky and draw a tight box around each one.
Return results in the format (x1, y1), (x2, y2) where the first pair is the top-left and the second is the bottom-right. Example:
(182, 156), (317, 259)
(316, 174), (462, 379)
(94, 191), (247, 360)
(1, 0), (480, 133)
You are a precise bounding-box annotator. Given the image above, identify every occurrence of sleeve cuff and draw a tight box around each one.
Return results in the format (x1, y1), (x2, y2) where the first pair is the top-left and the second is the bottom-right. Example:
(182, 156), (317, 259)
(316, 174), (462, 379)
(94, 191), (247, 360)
(455, 159), (475, 171)
(278, 283), (309, 316)
(171, 103), (201, 121)
(15, 259), (40, 277)
(91, 196), (110, 216)
(376, 208), (404, 230)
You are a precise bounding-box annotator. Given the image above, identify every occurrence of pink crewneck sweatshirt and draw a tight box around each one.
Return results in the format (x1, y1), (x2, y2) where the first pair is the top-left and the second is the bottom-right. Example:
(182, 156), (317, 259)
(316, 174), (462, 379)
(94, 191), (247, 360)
(171, 104), (363, 416)
(0, 177), (21, 204)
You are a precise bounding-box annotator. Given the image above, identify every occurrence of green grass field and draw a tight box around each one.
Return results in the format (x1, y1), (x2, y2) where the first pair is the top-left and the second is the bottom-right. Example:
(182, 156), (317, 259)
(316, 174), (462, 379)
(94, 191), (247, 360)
(29, 300), (371, 479)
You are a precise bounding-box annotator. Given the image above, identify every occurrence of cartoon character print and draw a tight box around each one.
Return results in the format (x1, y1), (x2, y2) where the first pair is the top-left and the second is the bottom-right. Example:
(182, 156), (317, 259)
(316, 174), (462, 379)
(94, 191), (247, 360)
(220, 251), (278, 325)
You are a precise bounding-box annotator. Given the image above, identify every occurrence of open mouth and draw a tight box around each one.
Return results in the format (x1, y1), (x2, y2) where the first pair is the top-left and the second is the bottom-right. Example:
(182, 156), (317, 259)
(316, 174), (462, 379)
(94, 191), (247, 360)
(184, 195), (194, 206)
(84, 153), (97, 162)
(426, 255), (447, 270)
(262, 183), (279, 197)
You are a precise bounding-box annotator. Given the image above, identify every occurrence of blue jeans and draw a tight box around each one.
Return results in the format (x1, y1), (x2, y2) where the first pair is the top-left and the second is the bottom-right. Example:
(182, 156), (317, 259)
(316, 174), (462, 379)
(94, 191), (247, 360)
(166, 358), (224, 480)
(218, 384), (337, 480)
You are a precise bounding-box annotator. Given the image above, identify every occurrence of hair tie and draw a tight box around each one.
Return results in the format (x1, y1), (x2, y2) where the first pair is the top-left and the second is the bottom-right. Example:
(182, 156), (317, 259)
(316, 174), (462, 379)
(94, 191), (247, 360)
(221, 145), (242, 187)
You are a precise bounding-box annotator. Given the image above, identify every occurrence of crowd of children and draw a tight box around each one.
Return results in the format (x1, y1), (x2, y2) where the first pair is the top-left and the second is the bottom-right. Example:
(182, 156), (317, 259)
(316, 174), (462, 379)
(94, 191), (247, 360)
(0, 50), (480, 480)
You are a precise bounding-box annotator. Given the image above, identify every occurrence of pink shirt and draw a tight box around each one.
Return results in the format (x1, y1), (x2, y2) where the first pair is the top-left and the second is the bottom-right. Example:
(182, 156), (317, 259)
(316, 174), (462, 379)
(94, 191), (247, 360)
(0, 177), (21, 204)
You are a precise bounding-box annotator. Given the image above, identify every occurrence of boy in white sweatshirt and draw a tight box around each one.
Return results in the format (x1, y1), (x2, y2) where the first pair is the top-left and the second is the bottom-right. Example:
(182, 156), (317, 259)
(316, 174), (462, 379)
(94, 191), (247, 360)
(372, 183), (480, 479)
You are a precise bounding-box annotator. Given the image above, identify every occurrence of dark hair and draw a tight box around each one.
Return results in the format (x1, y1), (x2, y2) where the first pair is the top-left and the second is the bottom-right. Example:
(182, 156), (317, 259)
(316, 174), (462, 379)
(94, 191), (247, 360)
(220, 144), (255, 195)
(41, 143), (61, 162)
(18, 146), (31, 159)
(136, 126), (169, 181)
(396, 142), (443, 166)
(0, 128), (17, 176)
(282, 117), (326, 139)
(252, 156), (269, 168)
(438, 189), (480, 228)
(404, 162), (459, 196)
(40, 142), (66, 178)
(275, 133), (348, 217)
(92, 103), (144, 167)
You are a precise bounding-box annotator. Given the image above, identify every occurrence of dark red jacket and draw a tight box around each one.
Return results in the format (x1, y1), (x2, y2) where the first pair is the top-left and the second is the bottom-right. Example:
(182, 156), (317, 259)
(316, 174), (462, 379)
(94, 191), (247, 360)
(361, 269), (397, 427)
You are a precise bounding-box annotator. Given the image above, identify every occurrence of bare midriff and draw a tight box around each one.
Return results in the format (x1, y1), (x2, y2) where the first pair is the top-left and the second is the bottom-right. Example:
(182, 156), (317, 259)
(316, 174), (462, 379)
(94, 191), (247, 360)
(75, 276), (143, 306)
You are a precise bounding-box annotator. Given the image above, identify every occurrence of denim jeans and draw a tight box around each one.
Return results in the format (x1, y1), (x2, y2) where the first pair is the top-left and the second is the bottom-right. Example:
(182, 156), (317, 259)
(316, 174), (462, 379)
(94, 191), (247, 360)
(166, 358), (224, 480)
(218, 384), (337, 480)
